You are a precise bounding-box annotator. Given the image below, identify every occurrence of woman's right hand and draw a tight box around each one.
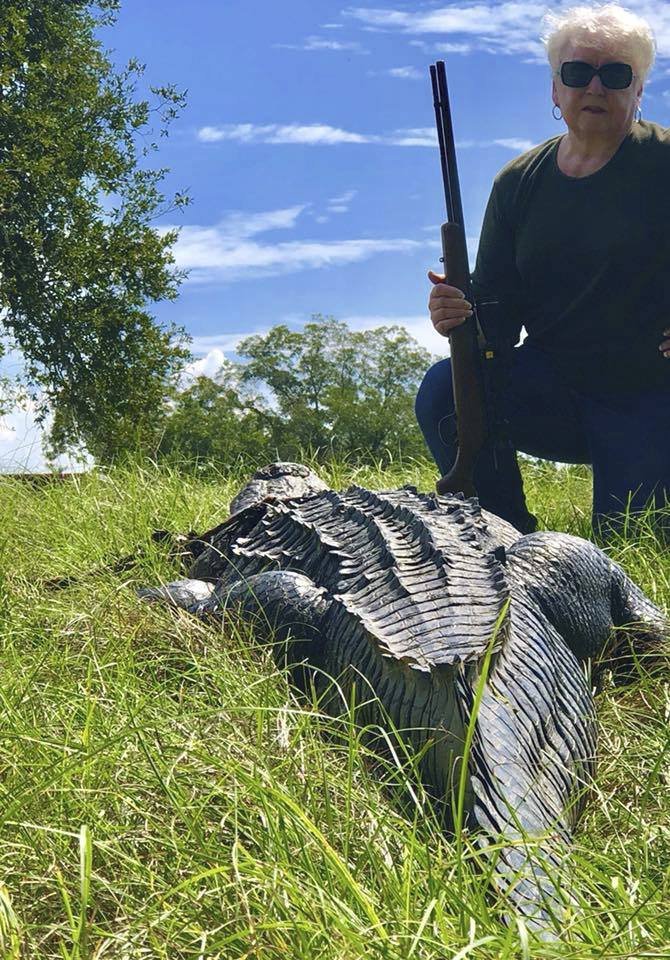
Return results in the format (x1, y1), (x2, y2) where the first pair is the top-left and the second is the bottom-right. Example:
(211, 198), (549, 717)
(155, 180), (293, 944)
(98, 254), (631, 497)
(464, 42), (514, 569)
(428, 269), (473, 337)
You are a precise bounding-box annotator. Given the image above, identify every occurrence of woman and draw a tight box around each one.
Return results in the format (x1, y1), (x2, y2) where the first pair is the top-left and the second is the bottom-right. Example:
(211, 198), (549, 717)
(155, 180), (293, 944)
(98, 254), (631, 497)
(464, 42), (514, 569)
(415, 3), (669, 537)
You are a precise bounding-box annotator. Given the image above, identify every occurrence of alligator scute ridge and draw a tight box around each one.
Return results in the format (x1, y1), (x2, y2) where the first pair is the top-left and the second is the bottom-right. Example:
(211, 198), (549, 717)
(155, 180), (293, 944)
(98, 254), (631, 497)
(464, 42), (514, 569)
(138, 462), (668, 936)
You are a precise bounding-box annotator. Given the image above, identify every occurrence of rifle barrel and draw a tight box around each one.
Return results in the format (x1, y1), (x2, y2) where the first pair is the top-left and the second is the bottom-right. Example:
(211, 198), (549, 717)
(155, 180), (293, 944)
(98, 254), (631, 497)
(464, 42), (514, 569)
(430, 64), (452, 219)
(432, 61), (466, 237)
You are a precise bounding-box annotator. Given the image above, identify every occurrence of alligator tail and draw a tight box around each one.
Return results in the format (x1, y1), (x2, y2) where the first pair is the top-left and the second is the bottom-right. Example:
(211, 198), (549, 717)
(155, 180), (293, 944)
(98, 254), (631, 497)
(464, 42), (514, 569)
(457, 595), (597, 937)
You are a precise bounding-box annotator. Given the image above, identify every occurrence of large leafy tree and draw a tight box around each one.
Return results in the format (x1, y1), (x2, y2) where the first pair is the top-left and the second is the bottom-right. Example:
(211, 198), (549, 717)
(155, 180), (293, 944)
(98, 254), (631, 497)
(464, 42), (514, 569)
(157, 363), (274, 468)
(328, 324), (435, 457)
(238, 318), (344, 454)
(238, 315), (433, 462)
(0, 0), (190, 461)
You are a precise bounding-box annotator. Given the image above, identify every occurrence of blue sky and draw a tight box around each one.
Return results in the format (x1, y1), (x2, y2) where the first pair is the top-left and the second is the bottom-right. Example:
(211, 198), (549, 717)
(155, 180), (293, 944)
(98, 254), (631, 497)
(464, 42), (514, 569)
(3, 1), (670, 469)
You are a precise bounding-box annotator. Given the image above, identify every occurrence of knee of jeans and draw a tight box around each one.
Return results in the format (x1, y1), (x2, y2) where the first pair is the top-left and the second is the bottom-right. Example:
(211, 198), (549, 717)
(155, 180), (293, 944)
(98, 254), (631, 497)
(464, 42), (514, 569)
(415, 359), (454, 430)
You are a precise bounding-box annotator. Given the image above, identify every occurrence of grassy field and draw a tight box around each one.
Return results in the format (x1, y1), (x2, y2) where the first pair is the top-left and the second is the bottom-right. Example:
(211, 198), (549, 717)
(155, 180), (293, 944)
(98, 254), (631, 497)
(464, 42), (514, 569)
(0, 459), (668, 959)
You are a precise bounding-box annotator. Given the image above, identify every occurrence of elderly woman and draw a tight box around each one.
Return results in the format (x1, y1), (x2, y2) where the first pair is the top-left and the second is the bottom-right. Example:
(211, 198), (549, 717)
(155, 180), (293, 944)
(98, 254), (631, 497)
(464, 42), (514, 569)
(415, 3), (669, 536)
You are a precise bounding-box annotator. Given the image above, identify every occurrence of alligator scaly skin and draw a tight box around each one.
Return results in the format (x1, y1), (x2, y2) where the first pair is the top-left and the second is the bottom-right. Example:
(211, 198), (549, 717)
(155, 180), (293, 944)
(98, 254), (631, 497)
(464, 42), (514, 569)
(140, 469), (668, 934)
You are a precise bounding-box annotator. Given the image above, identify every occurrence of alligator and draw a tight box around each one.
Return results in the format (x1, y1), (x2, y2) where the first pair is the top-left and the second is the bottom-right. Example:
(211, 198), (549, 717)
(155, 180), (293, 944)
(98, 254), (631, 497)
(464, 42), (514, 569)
(139, 462), (668, 934)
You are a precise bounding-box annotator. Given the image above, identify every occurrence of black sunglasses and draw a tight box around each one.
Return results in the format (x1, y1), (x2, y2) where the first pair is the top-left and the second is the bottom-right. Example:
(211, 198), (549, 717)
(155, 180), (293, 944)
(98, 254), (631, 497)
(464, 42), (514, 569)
(560, 60), (634, 90)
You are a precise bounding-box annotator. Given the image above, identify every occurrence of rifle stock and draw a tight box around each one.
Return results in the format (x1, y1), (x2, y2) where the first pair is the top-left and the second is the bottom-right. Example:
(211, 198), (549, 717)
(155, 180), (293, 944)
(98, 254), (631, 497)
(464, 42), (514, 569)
(435, 224), (487, 497)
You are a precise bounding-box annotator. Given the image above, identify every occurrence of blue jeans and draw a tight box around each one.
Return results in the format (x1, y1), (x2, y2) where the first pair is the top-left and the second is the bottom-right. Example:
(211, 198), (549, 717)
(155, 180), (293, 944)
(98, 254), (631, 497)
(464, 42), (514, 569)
(415, 344), (670, 534)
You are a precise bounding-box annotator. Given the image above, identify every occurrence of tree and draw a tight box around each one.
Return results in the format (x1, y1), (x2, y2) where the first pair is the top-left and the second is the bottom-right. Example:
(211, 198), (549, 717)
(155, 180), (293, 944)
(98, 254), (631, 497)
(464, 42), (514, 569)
(238, 318), (348, 455)
(157, 362), (274, 468)
(328, 325), (435, 458)
(238, 315), (433, 462)
(0, 0), (190, 461)
(158, 317), (434, 471)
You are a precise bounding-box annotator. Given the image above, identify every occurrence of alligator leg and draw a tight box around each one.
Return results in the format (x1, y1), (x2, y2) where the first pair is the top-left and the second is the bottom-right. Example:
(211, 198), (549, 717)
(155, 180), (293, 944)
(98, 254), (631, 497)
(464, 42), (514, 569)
(606, 560), (669, 679)
(138, 570), (333, 693)
(502, 531), (668, 676)
(137, 578), (215, 612)
(214, 571), (332, 691)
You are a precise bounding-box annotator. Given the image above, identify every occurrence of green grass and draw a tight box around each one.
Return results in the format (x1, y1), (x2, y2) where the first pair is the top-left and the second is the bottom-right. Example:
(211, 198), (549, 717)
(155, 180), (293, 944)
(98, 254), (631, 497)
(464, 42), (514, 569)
(0, 458), (668, 958)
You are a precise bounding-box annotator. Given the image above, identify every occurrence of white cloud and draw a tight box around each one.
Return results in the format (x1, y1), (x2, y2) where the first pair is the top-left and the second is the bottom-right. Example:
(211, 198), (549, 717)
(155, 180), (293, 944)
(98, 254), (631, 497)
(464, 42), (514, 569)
(627, 3), (670, 59)
(428, 135), (532, 152)
(214, 206), (307, 238)
(433, 42), (473, 55)
(388, 129), (534, 151)
(492, 136), (535, 151)
(197, 123), (371, 145)
(329, 189), (357, 204)
(184, 348), (227, 380)
(387, 66), (423, 79)
(274, 35), (368, 53)
(326, 188), (357, 214)
(388, 127), (436, 147)
(407, 38), (474, 55)
(173, 232), (428, 284)
(344, 3), (548, 60)
(179, 337), (257, 388)
(340, 313), (450, 356)
(197, 123), (532, 151)
(345, 2), (670, 63)
(0, 399), (90, 474)
(0, 348), (91, 472)
(164, 205), (432, 284)
(188, 332), (258, 355)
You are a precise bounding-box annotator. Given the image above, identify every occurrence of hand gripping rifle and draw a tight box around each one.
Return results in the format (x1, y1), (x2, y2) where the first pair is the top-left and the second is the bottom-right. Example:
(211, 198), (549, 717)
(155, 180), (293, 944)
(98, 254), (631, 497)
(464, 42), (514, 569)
(429, 60), (499, 498)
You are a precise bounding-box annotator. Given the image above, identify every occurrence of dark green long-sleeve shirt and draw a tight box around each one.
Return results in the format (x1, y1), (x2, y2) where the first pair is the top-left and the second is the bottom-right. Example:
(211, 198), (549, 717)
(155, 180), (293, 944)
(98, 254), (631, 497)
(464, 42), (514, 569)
(471, 119), (670, 395)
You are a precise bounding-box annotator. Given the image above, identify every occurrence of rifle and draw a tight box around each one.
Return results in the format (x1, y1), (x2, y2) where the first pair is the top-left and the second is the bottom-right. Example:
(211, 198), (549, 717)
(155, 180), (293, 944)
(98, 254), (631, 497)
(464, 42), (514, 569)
(429, 60), (495, 498)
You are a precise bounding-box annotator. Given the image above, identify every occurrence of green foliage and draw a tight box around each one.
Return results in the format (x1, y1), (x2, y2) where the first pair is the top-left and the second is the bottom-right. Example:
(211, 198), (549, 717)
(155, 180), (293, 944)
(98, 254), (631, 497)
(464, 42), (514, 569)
(239, 315), (433, 461)
(157, 363), (273, 469)
(0, 0), (191, 461)
(160, 316), (435, 471)
(0, 460), (668, 956)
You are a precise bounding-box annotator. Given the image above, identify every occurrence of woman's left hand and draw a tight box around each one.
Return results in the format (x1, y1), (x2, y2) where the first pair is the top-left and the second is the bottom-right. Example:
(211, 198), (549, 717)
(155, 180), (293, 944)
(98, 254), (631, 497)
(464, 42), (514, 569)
(660, 329), (670, 358)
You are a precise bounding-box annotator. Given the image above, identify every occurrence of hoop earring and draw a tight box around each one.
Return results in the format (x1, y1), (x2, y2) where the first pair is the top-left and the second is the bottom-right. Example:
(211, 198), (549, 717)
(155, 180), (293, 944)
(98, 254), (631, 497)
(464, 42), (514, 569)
(552, 105), (562, 120)
(635, 104), (642, 122)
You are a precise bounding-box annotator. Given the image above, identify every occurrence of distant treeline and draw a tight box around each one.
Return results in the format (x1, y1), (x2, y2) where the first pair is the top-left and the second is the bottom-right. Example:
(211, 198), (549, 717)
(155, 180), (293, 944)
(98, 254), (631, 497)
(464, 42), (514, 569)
(157, 315), (435, 472)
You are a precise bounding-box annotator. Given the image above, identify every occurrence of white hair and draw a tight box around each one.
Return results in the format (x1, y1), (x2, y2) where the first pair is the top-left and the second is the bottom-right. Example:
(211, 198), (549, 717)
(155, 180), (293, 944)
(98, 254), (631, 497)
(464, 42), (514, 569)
(542, 3), (656, 81)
